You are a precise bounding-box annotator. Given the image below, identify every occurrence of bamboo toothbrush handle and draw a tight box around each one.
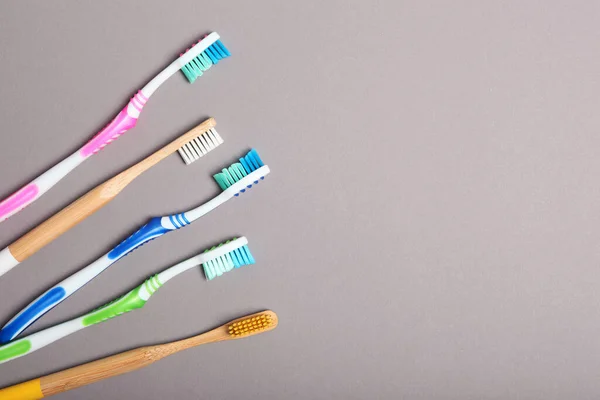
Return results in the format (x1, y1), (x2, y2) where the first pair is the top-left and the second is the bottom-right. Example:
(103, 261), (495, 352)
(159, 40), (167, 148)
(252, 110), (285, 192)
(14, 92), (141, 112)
(39, 332), (222, 397)
(0, 311), (277, 399)
(39, 327), (239, 397)
(0, 345), (173, 400)
(39, 345), (175, 397)
(37, 332), (220, 397)
(7, 117), (217, 264)
(8, 178), (123, 262)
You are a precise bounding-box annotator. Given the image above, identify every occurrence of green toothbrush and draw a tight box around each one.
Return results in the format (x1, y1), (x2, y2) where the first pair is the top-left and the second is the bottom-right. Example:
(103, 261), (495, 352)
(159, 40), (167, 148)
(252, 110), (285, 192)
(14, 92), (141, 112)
(0, 237), (255, 365)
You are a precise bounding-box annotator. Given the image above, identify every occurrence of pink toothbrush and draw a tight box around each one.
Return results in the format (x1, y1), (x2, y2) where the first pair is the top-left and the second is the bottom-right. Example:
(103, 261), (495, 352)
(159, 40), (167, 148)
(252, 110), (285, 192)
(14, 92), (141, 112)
(0, 32), (230, 223)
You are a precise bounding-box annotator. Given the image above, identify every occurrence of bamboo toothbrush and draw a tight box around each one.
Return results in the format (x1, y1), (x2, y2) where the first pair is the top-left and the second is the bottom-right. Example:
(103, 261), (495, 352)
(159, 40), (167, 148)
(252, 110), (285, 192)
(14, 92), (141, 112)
(0, 237), (255, 365)
(0, 311), (277, 400)
(0, 149), (270, 343)
(0, 117), (223, 278)
(0, 32), (230, 223)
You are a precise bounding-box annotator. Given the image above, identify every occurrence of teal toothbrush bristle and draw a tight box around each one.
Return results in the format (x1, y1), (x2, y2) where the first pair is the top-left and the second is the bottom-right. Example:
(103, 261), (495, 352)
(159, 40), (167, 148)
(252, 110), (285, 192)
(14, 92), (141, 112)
(213, 163), (248, 190)
(181, 39), (231, 83)
(213, 149), (265, 193)
(202, 239), (255, 280)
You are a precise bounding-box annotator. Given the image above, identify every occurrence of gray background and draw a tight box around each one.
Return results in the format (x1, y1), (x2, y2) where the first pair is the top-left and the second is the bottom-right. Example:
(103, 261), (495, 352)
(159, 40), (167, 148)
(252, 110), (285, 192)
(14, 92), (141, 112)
(0, 1), (599, 399)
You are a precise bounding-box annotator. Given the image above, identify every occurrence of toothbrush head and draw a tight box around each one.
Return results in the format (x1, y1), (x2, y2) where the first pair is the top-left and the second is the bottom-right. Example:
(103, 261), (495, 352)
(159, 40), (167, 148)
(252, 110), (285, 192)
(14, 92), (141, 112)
(178, 32), (231, 84)
(227, 311), (278, 338)
(202, 237), (255, 280)
(213, 149), (269, 196)
(177, 127), (224, 165)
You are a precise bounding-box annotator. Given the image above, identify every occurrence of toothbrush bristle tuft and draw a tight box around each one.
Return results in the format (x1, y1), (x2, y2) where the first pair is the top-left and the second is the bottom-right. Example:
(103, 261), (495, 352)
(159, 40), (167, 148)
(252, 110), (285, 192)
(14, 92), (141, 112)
(213, 149), (265, 192)
(202, 239), (255, 280)
(178, 128), (223, 165)
(181, 38), (231, 83)
(228, 313), (275, 337)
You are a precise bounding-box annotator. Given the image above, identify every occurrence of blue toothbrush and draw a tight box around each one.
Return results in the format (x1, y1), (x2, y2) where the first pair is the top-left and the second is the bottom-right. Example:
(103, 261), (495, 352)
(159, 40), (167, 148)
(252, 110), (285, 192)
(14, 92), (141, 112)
(0, 149), (269, 344)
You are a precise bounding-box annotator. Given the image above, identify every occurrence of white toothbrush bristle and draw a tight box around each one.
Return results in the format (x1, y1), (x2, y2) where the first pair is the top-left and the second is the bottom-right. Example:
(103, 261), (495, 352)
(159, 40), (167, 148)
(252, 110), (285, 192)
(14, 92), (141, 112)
(178, 128), (223, 165)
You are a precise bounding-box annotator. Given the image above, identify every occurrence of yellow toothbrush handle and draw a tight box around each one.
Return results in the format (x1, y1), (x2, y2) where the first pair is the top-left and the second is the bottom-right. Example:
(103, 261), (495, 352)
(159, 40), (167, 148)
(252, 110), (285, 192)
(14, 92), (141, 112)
(0, 379), (44, 400)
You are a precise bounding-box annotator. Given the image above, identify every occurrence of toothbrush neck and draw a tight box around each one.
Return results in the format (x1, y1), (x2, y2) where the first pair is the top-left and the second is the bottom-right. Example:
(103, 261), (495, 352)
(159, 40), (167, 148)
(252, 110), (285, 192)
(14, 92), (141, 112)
(184, 190), (232, 222)
(141, 61), (179, 98)
(156, 257), (200, 284)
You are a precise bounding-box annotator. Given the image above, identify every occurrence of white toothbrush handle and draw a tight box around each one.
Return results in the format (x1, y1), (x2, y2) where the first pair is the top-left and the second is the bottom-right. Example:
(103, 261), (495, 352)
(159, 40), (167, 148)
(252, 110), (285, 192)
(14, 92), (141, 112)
(0, 90), (149, 225)
(0, 255), (113, 345)
(0, 215), (184, 343)
(0, 152), (84, 223)
(0, 317), (85, 365)
(0, 247), (19, 278)
(184, 165), (271, 222)
(0, 276), (162, 365)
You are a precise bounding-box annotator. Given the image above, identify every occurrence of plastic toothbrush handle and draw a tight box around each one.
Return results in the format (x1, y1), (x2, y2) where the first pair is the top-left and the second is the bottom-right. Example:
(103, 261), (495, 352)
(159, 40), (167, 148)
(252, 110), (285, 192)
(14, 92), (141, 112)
(107, 216), (179, 261)
(0, 184), (41, 223)
(79, 92), (148, 157)
(0, 153), (81, 223)
(80, 275), (162, 327)
(0, 93), (148, 224)
(0, 285), (68, 345)
(0, 216), (187, 344)
(0, 276), (163, 366)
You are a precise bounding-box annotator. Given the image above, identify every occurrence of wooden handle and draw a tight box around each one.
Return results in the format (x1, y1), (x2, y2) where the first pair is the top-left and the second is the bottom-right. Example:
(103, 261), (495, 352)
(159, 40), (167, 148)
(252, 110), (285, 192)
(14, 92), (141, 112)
(8, 117), (217, 263)
(32, 310), (276, 398)
(39, 345), (175, 397)
(37, 333), (215, 397)
(124, 117), (216, 178)
(9, 180), (121, 262)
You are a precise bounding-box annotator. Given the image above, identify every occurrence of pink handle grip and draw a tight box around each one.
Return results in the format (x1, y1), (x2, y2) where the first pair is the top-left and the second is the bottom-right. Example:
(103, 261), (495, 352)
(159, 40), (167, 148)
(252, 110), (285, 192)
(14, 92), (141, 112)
(0, 184), (39, 222)
(80, 91), (148, 157)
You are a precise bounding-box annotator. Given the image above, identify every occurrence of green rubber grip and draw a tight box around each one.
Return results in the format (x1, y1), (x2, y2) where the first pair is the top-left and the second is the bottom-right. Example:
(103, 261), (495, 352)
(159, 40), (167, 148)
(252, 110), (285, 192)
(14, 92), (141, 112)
(82, 275), (162, 326)
(0, 339), (32, 363)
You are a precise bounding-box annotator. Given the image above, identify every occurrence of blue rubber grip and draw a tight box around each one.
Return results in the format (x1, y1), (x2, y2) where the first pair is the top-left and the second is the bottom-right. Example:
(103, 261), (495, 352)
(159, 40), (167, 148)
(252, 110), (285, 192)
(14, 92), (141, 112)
(0, 286), (66, 344)
(108, 217), (172, 260)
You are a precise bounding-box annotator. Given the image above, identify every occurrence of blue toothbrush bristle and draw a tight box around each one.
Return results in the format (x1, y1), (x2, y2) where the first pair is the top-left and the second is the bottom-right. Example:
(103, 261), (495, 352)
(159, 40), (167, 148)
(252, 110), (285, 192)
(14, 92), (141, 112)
(202, 240), (255, 280)
(181, 38), (231, 83)
(239, 149), (264, 173)
(213, 149), (265, 192)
